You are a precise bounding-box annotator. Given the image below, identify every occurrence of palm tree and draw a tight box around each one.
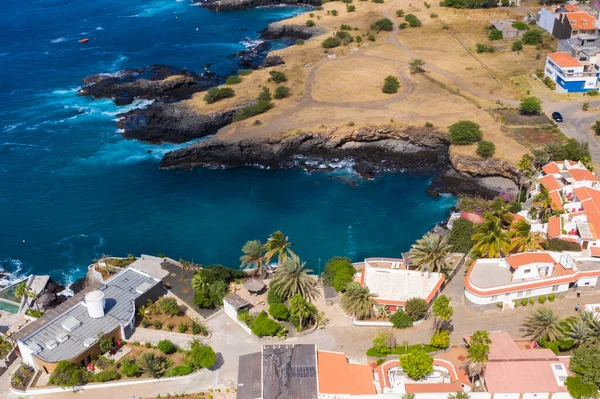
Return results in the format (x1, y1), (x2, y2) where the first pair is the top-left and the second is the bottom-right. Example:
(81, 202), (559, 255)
(270, 254), (319, 301)
(290, 294), (315, 331)
(460, 359), (483, 383)
(239, 240), (268, 276)
(472, 216), (511, 258)
(340, 282), (378, 320)
(564, 317), (591, 347)
(408, 233), (451, 273)
(27, 288), (40, 311)
(265, 231), (295, 265)
(137, 305), (148, 320)
(520, 307), (563, 342)
(488, 198), (514, 228)
(138, 352), (167, 378)
(579, 310), (600, 338)
(510, 219), (544, 252)
(14, 282), (27, 299)
(531, 186), (553, 221)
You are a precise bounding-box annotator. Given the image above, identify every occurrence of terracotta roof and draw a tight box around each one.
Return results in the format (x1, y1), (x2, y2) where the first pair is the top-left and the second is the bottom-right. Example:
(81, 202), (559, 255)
(565, 4), (580, 11)
(542, 162), (561, 175)
(550, 190), (564, 211)
(591, 246), (600, 257)
(505, 253), (555, 269)
(317, 351), (376, 395)
(548, 216), (561, 238)
(567, 12), (597, 31)
(569, 168), (597, 182)
(539, 174), (562, 192)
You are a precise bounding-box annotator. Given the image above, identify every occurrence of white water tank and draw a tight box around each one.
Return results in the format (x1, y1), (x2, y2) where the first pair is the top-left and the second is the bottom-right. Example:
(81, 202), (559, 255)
(85, 290), (105, 318)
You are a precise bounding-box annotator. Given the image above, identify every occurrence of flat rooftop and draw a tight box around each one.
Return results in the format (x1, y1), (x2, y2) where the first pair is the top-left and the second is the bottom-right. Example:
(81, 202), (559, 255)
(262, 344), (317, 399)
(20, 268), (160, 363)
(237, 352), (262, 399)
(575, 259), (600, 272)
(469, 260), (512, 288)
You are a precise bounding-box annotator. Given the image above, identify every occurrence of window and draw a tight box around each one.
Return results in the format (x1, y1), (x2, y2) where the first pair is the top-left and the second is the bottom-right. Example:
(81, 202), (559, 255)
(552, 285), (559, 292)
(585, 282), (590, 286)
(524, 269), (531, 274)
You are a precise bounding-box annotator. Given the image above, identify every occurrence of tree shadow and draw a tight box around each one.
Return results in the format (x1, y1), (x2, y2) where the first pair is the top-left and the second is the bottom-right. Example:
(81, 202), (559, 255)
(210, 352), (225, 371)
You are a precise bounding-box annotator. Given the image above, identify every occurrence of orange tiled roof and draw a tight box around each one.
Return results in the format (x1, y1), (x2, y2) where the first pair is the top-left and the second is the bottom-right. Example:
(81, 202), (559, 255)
(591, 246), (600, 257)
(565, 4), (580, 11)
(548, 216), (561, 238)
(505, 253), (555, 269)
(549, 190), (564, 211)
(567, 12), (597, 31)
(539, 175), (562, 192)
(548, 52), (581, 68)
(317, 351), (376, 395)
(542, 162), (561, 175)
(569, 168), (597, 182)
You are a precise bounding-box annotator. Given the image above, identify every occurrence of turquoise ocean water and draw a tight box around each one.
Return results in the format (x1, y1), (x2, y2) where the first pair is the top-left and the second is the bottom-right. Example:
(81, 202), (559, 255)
(0, 0), (455, 284)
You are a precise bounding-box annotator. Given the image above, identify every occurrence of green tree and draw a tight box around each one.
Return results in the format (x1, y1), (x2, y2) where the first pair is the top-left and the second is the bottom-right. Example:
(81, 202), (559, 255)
(340, 282), (377, 320)
(382, 75), (400, 94)
(48, 361), (89, 388)
(447, 218), (476, 253)
(405, 14), (422, 27)
(593, 120), (600, 135)
(274, 86), (291, 99)
(372, 331), (395, 355)
(157, 339), (176, 355)
(400, 350), (434, 380)
(97, 332), (113, 353)
(239, 240), (268, 276)
(448, 120), (483, 145)
(391, 310), (414, 329)
(472, 215), (511, 258)
(517, 153), (534, 194)
(489, 198), (514, 228)
(569, 340), (600, 391)
(290, 294), (317, 331)
(265, 231), (295, 265)
(519, 96), (542, 115)
(565, 317), (591, 347)
(522, 29), (543, 45)
(531, 185), (553, 222)
(269, 303), (290, 321)
(322, 257), (356, 292)
(510, 219), (544, 252)
(520, 307), (563, 342)
(565, 376), (598, 399)
(120, 358), (140, 377)
(371, 18), (394, 32)
(512, 40), (523, 51)
(322, 37), (342, 48)
(430, 330), (450, 349)
(431, 295), (453, 330)
(488, 29), (502, 40)
(158, 297), (181, 317)
(409, 233), (451, 274)
(14, 282), (27, 299)
(405, 298), (428, 321)
(270, 254), (318, 301)
(448, 393), (470, 399)
(409, 58), (426, 73)
(476, 140), (495, 158)
(186, 343), (217, 369)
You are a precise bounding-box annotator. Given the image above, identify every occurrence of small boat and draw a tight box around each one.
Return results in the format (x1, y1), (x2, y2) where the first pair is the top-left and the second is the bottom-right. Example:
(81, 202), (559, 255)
(79, 38), (89, 44)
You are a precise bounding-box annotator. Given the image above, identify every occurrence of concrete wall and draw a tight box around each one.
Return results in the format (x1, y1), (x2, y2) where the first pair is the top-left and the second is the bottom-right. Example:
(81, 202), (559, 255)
(223, 301), (252, 335)
(465, 282), (570, 306)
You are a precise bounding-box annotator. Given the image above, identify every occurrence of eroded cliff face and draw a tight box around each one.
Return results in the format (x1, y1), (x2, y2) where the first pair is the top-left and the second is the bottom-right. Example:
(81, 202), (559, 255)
(197, 0), (321, 11)
(449, 151), (520, 182)
(259, 22), (328, 40)
(159, 125), (450, 177)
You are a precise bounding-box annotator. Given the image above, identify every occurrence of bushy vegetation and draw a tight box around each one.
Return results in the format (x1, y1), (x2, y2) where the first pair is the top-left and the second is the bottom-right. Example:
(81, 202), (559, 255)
(98, 332), (114, 354)
(382, 75), (400, 94)
(519, 96), (542, 115)
(322, 37), (342, 48)
(157, 339), (176, 355)
(448, 120), (483, 145)
(225, 75), (241, 85)
(566, 376), (598, 399)
(306, 20), (315, 27)
(430, 330), (450, 349)
(274, 86), (291, 99)
(391, 310), (414, 329)
(232, 89), (274, 122)
(476, 43), (495, 53)
(203, 87), (235, 104)
(543, 238), (582, 252)
(405, 298), (428, 321)
(335, 30), (354, 45)
(49, 361), (89, 388)
(251, 311), (285, 337)
(440, 0), (496, 8)
(522, 29), (543, 45)
(164, 364), (194, 377)
(269, 303), (290, 321)
(512, 40), (523, 51)
(512, 21), (529, 30)
(371, 18), (394, 32)
(396, 9), (405, 17)
(120, 358), (141, 377)
(488, 29), (502, 41)
(404, 14), (422, 27)
(322, 257), (356, 292)
(447, 218), (476, 253)
(400, 350), (434, 380)
(269, 71), (287, 84)
(186, 342), (217, 370)
(92, 370), (120, 383)
(476, 140), (496, 158)
(532, 139), (592, 169)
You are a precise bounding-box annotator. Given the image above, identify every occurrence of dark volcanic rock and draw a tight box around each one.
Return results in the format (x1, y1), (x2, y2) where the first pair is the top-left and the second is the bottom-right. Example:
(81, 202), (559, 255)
(78, 65), (220, 105)
(160, 125), (450, 178)
(261, 55), (285, 68)
(427, 168), (518, 199)
(117, 102), (254, 144)
(197, 0), (321, 11)
(260, 22), (327, 40)
(233, 40), (270, 69)
(37, 279), (68, 311)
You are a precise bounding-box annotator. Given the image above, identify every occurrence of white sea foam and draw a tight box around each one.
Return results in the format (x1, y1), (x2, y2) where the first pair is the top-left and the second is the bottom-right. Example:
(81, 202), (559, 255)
(51, 37), (66, 43)
(241, 38), (265, 49)
(95, 26), (104, 30)
(3, 142), (51, 152)
(0, 258), (27, 288)
(1, 123), (24, 132)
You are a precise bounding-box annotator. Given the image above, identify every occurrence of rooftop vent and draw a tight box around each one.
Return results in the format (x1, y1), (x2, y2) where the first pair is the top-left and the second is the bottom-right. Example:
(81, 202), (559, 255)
(135, 282), (153, 294)
(84, 290), (105, 319)
(46, 339), (58, 350)
(83, 337), (97, 348)
(62, 316), (82, 332)
(56, 332), (69, 343)
(28, 342), (42, 353)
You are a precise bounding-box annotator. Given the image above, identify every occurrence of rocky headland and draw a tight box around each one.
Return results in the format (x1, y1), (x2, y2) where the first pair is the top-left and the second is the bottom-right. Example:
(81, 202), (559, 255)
(259, 22), (327, 40)
(196, 0), (320, 11)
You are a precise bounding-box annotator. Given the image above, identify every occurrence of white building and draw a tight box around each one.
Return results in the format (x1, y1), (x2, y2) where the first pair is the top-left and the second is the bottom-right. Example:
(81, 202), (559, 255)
(544, 51), (600, 92)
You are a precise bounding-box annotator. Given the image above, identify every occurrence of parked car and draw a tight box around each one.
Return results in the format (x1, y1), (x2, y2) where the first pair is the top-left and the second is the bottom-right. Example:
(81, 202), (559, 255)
(552, 112), (564, 122)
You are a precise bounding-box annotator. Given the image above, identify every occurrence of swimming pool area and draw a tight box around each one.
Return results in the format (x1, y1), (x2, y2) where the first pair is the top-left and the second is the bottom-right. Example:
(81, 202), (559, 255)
(0, 281), (24, 303)
(0, 299), (20, 314)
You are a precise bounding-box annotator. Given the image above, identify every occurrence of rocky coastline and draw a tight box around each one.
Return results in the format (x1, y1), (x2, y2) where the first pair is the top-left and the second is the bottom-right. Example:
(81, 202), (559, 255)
(196, 0), (320, 12)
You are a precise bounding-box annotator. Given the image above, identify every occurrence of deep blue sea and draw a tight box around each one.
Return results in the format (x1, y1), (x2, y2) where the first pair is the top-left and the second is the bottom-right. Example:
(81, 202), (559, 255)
(0, 0), (455, 285)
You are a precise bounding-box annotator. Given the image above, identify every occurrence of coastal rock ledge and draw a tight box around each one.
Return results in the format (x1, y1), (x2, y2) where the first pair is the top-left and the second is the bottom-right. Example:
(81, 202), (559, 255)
(260, 22), (327, 40)
(196, 0), (321, 11)
(159, 125), (449, 178)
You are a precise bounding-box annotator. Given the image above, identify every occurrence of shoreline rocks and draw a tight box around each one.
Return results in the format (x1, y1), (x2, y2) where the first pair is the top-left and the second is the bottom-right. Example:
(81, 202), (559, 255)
(196, 0), (321, 12)
(259, 22), (327, 40)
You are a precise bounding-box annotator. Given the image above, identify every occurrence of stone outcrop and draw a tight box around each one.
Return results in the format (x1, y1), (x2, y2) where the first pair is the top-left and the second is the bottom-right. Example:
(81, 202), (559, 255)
(449, 152), (520, 182)
(117, 102), (254, 144)
(197, 0), (321, 12)
(78, 65), (220, 106)
(261, 55), (285, 68)
(36, 279), (68, 311)
(260, 22), (327, 40)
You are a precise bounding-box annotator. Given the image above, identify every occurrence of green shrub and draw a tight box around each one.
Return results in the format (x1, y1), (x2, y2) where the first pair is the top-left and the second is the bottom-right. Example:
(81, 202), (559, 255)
(521, 298), (528, 306)
(405, 14), (422, 27)
(405, 298), (428, 321)
(153, 320), (163, 329)
(204, 87), (235, 104)
(488, 29), (502, 40)
(296, 39), (305, 45)
(97, 332), (114, 354)
(548, 293), (556, 302)
(529, 297), (535, 305)
(522, 29), (543, 45)
(178, 322), (188, 333)
(322, 37), (342, 48)
(539, 339), (559, 354)
(430, 330), (450, 349)
(368, 34), (376, 41)
(587, 89), (600, 96)
(335, 30), (354, 45)
(425, 122), (434, 127)
(322, 257), (357, 292)
(340, 24), (353, 30)
(400, 350), (433, 380)
(355, 35), (362, 42)
(306, 20), (315, 27)
(186, 344), (217, 370)
(274, 86), (291, 99)
(512, 21), (529, 30)
(331, 9), (338, 16)
(239, 69), (252, 76)
(382, 75), (400, 94)
(269, 303), (290, 321)
(267, 286), (285, 304)
(476, 141), (496, 158)
(371, 18), (394, 32)
(372, 0), (384, 3)
(232, 101), (273, 122)
(508, 202), (521, 213)
(447, 218), (475, 253)
(396, 9), (405, 17)
(519, 96), (542, 115)
(538, 295), (546, 304)
(448, 120), (483, 145)
(157, 339), (176, 355)
(512, 40), (523, 51)
(225, 75), (241, 85)
(566, 376), (598, 399)
(238, 309), (255, 328)
(93, 355), (114, 370)
(49, 361), (89, 388)
(543, 239), (582, 252)
(164, 365), (194, 377)
(251, 311), (283, 337)
(430, 13), (438, 18)
(399, 22), (408, 29)
(191, 319), (208, 336)
(476, 43), (495, 53)
(93, 370), (120, 383)
(391, 310), (413, 329)
(347, 5), (356, 11)
(120, 358), (140, 377)
(543, 76), (556, 90)
(513, 300), (519, 308)
(269, 71), (287, 84)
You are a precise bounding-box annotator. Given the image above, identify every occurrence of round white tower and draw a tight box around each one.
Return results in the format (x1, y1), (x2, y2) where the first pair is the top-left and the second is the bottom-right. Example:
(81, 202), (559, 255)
(85, 290), (105, 318)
